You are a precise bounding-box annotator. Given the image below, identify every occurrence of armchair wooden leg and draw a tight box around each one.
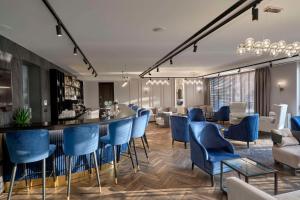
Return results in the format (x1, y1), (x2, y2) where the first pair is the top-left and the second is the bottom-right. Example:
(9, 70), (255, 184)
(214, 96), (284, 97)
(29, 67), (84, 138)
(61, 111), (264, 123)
(210, 174), (214, 187)
(184, 142), (187, 149)
(247, 142), (250, 149)
(192, 162), (194, 170)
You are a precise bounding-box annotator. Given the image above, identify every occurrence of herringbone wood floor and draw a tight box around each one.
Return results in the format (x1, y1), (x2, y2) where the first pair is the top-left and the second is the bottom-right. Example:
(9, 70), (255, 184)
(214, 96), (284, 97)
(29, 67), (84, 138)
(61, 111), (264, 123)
(1, 123), (300, 199)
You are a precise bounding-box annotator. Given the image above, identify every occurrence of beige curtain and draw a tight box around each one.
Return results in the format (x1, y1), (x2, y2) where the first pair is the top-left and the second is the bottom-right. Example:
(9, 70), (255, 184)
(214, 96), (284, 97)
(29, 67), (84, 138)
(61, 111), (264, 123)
(203, 78), (210, 105)
(255, 67), (271, 116)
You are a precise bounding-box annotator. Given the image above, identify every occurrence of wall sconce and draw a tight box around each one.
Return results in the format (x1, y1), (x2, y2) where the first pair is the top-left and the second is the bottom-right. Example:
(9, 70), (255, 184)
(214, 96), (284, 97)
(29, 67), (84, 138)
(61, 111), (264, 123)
(143, 86), (150, 94)
(196, 86), (202, 92)
(277, 81), (286, 92)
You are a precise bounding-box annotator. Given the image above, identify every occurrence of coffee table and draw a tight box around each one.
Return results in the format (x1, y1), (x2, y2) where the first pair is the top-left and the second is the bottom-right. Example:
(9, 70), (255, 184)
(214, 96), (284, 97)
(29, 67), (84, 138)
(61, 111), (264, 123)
(220, 157), (278, 194)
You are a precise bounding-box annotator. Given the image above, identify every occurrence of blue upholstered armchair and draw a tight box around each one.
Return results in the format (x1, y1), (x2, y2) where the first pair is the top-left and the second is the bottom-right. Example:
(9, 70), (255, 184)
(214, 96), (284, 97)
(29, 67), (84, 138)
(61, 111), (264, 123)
(223, 114), (259, 148)
(213, 106), (230, 122)
(170, 115), (189, 148)
(189, 122), (239, 186)
(291, 116), (300, 131)
(188, 108), (206, 122)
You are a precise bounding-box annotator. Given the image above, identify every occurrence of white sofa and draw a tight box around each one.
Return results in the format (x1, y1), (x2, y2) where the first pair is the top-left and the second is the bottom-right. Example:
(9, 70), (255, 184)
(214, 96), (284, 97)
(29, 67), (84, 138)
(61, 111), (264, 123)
(227, 177), (300, 200)
(229, 102), (248, 124)
(271, 128), (300, 175)
(259, 104), (288, 133)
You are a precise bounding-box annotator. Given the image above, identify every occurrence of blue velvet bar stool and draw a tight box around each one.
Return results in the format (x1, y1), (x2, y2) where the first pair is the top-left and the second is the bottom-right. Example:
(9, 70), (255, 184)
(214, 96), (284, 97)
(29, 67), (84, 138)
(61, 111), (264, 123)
(140, 110), (151, 150)
(99, 118), (135, 184)
(5, 129), (56, 200)
(63, 124), (101, 200)
(131, 114), (149, 170)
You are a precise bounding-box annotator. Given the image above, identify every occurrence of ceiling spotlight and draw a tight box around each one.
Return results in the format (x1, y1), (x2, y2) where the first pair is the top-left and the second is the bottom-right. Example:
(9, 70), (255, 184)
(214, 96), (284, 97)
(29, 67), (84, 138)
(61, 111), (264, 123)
(83, 58), (88, 65)
(88, 65), (92, 70)
(73, 47), (78, 55)
(193, 43), (198, 53)
(157, 68), (159, 72)
(168, 77), (170, 80)
(150, 78), (152, 81)
(56, 23), (62, 37)
(170, 58), (173, 65)
(252, 5), (259, 21)
(149, 72), (152, 76)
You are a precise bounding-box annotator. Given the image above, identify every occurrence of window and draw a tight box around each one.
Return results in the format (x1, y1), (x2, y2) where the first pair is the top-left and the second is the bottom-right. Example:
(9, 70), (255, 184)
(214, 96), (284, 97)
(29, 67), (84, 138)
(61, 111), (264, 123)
(209, 71), (255, 112)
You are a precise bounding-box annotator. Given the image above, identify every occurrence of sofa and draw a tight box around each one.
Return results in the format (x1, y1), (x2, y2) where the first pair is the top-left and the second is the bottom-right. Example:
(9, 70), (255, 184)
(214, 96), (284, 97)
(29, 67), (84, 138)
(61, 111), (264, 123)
(229, 102), (248, 125)
(259, 104), (288, 133)
(227, 177), (300, 200)
(271, 128), (300, 175)
(156, 109), (172, 128)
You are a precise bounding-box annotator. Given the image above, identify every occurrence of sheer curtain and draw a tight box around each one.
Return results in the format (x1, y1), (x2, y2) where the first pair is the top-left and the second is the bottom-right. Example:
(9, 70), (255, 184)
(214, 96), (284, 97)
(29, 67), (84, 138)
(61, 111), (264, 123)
(209, 71), (255, 112)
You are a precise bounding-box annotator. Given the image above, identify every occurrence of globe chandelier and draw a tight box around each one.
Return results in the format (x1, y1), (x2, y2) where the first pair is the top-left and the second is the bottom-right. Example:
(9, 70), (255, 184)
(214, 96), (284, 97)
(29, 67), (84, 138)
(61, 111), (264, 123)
(237, 38), (300, 57)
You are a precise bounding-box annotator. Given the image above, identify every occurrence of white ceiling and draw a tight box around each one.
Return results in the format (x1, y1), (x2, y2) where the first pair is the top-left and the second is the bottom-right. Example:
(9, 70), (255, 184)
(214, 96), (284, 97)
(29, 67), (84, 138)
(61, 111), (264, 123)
(0, 0), (299, 80)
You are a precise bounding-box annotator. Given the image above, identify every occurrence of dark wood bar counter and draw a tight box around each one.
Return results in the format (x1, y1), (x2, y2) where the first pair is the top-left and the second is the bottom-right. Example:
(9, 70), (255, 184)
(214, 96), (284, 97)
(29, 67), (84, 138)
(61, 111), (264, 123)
(0, 104), (136, 187)
(0, 104), (136, 132)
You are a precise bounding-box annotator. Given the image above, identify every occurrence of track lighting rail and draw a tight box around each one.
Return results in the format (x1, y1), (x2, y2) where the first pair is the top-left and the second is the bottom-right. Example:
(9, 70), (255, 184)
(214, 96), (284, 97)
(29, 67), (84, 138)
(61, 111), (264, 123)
(140, 0), (263, 78)
(42, 0), (98, 77)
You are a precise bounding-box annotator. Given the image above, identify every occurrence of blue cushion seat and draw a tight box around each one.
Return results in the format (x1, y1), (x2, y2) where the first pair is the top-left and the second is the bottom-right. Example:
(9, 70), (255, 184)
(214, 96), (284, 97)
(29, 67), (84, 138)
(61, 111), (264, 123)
(206, 149), (240, 175)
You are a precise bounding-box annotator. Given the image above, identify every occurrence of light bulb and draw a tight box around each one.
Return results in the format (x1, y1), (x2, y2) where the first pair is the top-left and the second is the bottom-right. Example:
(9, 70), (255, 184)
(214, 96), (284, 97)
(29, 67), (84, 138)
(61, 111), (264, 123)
(245, 38), (254, 46)
(270, 43), (278, 49)
(262, 39), (271, 48)
(254, 41), (262, 48)
(278, 40), (286, 49)
(270, 49), (278, 56)
(293, 42), (300, 50)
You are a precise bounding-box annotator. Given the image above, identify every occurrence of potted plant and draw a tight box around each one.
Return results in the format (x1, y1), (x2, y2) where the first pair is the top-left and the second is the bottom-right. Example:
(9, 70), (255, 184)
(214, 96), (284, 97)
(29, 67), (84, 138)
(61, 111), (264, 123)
(13, 107), (31, 127)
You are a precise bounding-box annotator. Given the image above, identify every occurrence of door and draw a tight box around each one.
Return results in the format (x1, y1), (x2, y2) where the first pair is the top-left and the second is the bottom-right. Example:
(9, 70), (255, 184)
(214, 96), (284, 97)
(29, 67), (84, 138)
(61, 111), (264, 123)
(99, 82), (114, 108)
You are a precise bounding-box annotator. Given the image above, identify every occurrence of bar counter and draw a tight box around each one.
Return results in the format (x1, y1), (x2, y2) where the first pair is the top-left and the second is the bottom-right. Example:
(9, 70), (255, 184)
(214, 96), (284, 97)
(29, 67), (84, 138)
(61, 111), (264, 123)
(0, 104), (136, 185)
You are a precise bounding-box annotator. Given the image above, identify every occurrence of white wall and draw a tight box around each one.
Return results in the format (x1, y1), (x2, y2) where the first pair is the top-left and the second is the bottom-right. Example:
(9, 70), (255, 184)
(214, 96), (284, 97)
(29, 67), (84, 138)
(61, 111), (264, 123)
(270, 62), (299, 115)
(83, 81), (99, 108)
(114, 78), (202, 108)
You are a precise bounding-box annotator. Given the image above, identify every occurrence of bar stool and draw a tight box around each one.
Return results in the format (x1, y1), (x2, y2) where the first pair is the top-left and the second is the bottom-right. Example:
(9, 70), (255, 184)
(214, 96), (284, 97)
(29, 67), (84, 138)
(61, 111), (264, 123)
(140, 110), (150, 149)
(63, 124), (101, 200)
(99, 118), (135, 184)
(131, 114), (149, 170)
(5, 129), (56, 200)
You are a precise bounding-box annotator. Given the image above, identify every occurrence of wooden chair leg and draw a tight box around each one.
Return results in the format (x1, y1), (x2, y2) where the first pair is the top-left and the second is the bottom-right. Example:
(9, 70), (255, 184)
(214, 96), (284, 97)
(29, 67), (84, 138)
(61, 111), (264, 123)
(210, 174), (214, 187)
